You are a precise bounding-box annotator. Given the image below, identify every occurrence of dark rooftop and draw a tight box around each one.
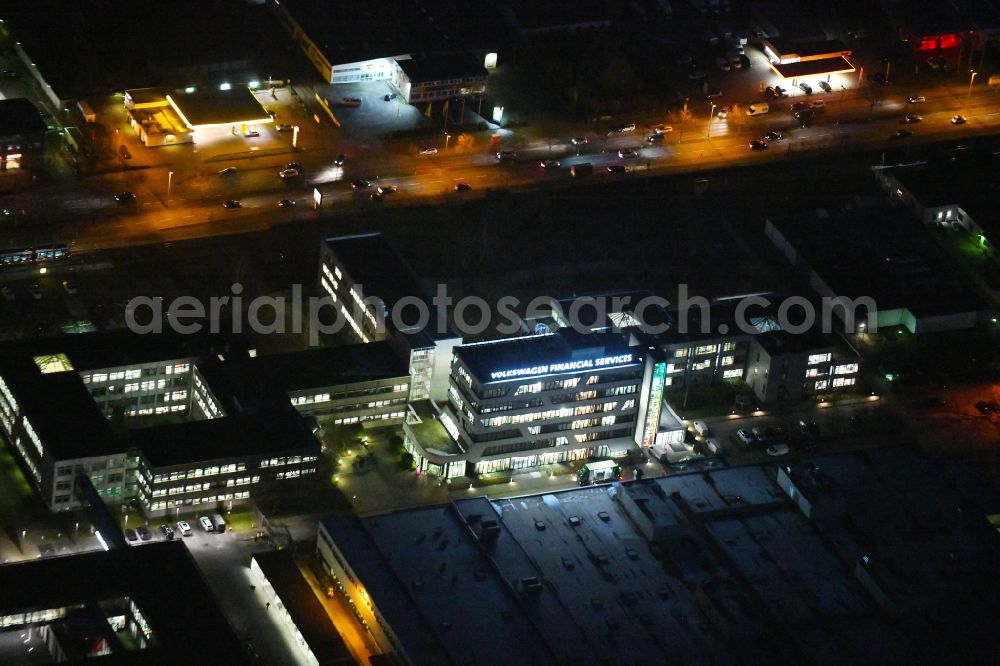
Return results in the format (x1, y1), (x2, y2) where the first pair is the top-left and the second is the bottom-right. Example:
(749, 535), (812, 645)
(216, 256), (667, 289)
(168, 86), (271, 128)
(767, 204), (986, 320)
(251, 551), (354, 665)
(398, 53), (487, 83)
(0, 98), (47, 135)
(507, 0), (612, 31)
(455, 327), (642, 384)
(883, 159), (1000, 236)
(0, 541), (249, 665)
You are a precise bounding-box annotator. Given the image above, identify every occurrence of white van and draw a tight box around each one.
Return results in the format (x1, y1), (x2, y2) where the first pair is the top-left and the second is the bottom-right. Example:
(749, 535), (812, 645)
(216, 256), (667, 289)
(746, 103), (769, 116)
(199, 515), (215, 532)
(693, 420), (711, 437)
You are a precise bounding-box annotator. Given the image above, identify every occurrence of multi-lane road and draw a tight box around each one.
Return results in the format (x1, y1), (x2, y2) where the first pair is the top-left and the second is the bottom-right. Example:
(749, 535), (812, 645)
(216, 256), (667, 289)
(2, 82), (999, 253)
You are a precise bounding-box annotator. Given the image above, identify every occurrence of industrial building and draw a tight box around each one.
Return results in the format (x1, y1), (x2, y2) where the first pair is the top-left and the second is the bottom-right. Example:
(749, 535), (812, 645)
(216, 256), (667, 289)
(766, 205), (989, 334)
(124, 86), (272, 147)
(0, 98), (47, 171)
(315, 447), (1000, 666)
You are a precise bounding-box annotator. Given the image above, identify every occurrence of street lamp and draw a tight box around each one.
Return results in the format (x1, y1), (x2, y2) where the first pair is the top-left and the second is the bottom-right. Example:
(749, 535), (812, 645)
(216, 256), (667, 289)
(167, 171), (173, 198)
(706, 103), (716, 138)
(292, 125), (300, 149)
(444, 133), (452, 150)
(967, 70), (978, 103)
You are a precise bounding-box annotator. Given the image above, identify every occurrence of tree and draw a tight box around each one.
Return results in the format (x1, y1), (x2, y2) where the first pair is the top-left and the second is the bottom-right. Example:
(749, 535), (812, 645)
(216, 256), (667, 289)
(388, 434), (405, 455)
(669, 101), (693, 142)
(728, 104), (746, 134)
(454, 133), (476, 153)
(398, 452), (415, 471)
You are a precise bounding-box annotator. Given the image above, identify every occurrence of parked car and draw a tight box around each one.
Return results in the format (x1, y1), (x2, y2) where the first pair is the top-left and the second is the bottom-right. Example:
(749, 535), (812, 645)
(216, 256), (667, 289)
(383, 93), (397, 101)
(798, 82), (813, 94)
(752, 426), (767, 442)
(159, 524), (175, 540)
(124, 528), (138, 542)
(223, 199), (242, 208)
(736, 429), (755, 446)
(818, 81), (832, 92)
(766, 444), (790, 456)
(176, 520), (193, 536)
(199, 516), (215, 532)
(136, 525), (151, 541)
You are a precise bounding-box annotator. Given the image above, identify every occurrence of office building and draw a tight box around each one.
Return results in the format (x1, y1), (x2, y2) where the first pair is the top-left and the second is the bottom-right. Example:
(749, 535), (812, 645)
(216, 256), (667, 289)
(318, 233), (461, 403)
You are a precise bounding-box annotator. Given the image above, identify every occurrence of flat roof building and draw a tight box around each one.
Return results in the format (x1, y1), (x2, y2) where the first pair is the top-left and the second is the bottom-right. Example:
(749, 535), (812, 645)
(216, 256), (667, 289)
(316, 447), (1000, 665)
(0, 98), (47, 171)
(0, 541), (250, 664)
(762, 38), (856, 79)
(319, 233), (461, 404)
(766, 205), (989, 334)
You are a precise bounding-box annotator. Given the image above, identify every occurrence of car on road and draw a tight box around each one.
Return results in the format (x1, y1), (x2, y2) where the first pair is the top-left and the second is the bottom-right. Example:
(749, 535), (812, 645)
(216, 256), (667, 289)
(118, 145), (131, 160)
(647, 133), (665, 144)
(818, 81), (832, 92)
(199, 516), (215, 532)
(278, 199), (296, 207)
(454, 183), (472, 191)
(159, 524), (175, 540)
(136, 525), (151, 541)
(609, 123), (636, 133)
(279, 168), (299, 179)
(351, 179), (372, 190)
(2, 69), (17, 79)
(383, 93), (397, 101)
(1, 286), (14, 303)
(369, 191), (384, 202)
(951, 115), (966, 125)
(29, 284), (42, 300)
(540, 159), (560, 168)
(790, 101), (808, 113)
(338, 97), (363, 107)
(176, 520), (192, 536)
(285, 162), (302, 170)
(736, 429), (755, 446)
(223, 199), (242, 208)
(496, 150), (517, 162)
(773, 85), (787, 97)
(766, 444), (790, 456)
(124, 528), (138, 542)
(62, 281), (77, 295)
(115, 191), (136, 204)
(795, 109), (814, 126)
(765, 131), (783, 141)
(333, 154), (347, 165)
(903, 115), (922, 124)
(605, 165), (626, 174)
(419, 147), (438, 155)
(652, 124), (672, 134)
(377, 184), (397, 194)
(798, 82), (813, 94)
(749, 138), (768, 150)
(810, 100), (825, 110)
(244, 129), (260, 138)
(2, 208), (26, 220)
(219, 167), (238, 176)
(618, 148), (638, 159)
(908, 95), (926, 103)
(894, 128), (912, 138)
(717, 106), (729, 119)
(571, 137), (588, 145)
(276, 123), (293, 132)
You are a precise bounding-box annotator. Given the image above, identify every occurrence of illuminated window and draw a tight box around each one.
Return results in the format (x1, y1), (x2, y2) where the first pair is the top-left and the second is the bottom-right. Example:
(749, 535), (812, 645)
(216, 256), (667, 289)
(723, 368), (742, 379)
(33, 354), (74, 374)
(814, 380), (829, 390)
(721, 356), (734, 366)
(808, 353), (831, 365)
(834, 363), (858, 375)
